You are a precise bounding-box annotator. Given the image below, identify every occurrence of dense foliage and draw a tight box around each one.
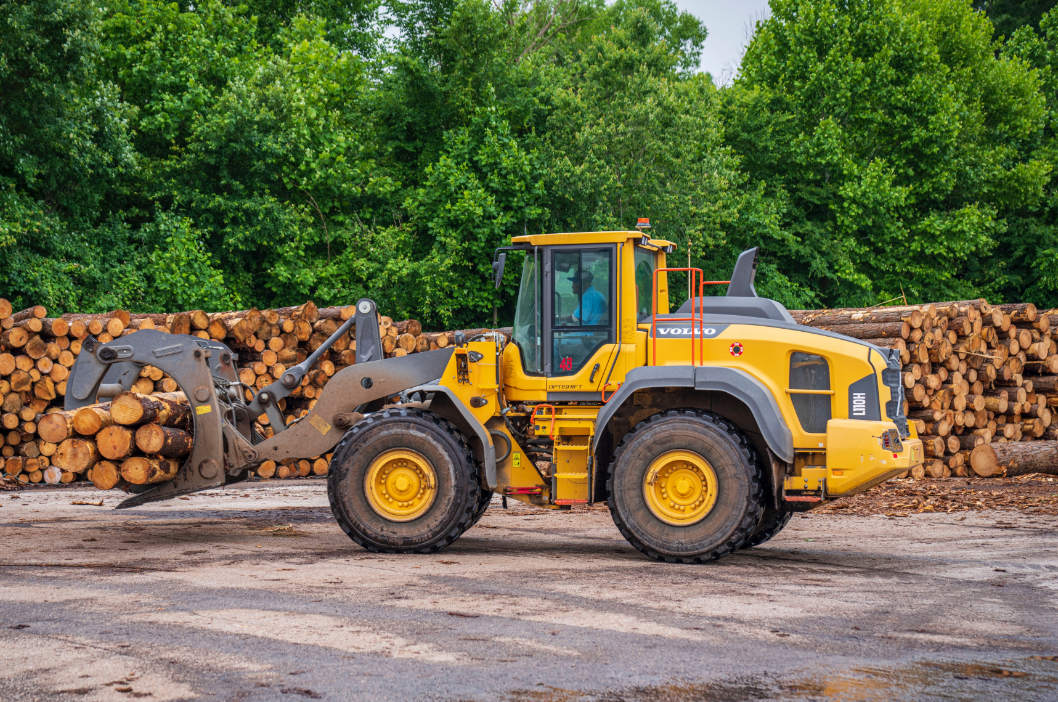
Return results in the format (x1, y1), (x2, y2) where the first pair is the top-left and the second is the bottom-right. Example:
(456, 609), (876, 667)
(1, 0), (1057, 325)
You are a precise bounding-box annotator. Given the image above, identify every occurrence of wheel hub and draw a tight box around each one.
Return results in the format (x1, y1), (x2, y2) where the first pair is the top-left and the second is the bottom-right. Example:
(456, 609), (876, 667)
(643, 450), (718, 526)
(365, 449), (437, 522)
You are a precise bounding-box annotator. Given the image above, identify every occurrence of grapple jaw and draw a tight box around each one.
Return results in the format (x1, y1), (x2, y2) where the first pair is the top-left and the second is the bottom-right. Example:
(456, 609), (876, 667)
(65, 330), (236, 507)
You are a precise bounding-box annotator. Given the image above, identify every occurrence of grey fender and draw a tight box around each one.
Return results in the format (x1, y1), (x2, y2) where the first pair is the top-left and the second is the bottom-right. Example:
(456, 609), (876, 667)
(414, 385), (497, 490)
(592, 366), (794, 463)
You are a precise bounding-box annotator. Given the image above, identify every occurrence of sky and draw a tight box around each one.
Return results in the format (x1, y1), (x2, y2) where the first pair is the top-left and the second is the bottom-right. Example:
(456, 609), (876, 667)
(674, 0), (772, 84)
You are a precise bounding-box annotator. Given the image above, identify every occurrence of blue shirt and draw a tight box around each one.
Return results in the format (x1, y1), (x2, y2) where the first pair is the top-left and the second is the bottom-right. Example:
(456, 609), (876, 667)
(574, 286), (607, 325)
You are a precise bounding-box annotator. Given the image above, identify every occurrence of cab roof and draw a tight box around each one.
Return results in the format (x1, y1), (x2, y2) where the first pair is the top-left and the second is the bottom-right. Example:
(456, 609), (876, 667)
(511, 231), (676, 249)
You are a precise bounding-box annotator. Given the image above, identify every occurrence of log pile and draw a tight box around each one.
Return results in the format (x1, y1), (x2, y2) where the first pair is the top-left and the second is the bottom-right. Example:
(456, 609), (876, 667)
(0, 299), (487, 488)
(793, 300), (1057, 478)
(2, 292), (1053, 490)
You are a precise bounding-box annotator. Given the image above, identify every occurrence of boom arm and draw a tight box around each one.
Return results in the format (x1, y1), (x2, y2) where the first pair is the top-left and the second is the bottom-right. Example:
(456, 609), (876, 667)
(244, 298), (382, 432)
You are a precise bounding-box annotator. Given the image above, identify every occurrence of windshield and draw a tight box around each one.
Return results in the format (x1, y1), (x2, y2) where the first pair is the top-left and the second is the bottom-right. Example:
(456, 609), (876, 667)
(512, 250), (542, 373)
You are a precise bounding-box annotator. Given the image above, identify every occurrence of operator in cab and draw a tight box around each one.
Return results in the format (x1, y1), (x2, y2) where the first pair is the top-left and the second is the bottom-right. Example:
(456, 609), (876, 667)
(561, 270), (606, 326)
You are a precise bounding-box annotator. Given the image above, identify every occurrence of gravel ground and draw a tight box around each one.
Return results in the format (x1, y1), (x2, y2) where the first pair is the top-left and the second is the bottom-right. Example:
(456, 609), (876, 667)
(1, 479), (1056, 701)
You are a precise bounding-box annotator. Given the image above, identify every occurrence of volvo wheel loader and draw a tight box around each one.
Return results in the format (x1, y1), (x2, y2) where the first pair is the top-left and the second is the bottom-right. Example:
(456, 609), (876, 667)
(66, 231), (924, 563)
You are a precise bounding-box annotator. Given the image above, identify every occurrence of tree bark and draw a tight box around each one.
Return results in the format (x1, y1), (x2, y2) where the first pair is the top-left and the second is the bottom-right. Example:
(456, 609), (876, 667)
(110, 392), (189, 427)
(971, 441), (1058, 477)
(275, 302), (319, 324)
(996, 302), (1037, 322)
(813, 321), (909, 339)
(393, 320), (422, 336)
(1, 327), (29, 348)
(121, 456), (180, 485)
(317, 306), (354, 322)
(11, 306), (47, 323)
(135, 424), (193, 457)
(920, 435), (946, 457)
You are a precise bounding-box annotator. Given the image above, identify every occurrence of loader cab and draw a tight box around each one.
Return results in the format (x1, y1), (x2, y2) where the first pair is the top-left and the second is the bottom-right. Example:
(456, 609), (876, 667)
(508, 244), (615, 376)
(499, 232), (672, 400)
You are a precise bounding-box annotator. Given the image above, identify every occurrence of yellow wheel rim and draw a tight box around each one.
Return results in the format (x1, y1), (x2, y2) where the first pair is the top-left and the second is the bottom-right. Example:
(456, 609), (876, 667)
(364, 449), (438, 522)
(643, 450), (718, 526)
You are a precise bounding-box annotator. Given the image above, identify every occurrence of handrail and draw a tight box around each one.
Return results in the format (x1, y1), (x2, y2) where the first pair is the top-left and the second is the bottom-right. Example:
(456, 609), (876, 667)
(529, 404), (557, 440)
(652, 267), (704, 366)
(650, 270), (736, 366)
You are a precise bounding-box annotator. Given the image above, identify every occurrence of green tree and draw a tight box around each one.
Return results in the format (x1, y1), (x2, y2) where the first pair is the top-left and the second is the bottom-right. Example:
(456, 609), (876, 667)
(725, 0), (1049, 307)
(101, 2), (386, 308)
(227, 0), (382, 55)
(541, 7), (801, 305)
(1000, 9), (1058, 305)
(0, 0), (136, 311)
(363, 0), (551, 325)
(975, 0), (1056, 39)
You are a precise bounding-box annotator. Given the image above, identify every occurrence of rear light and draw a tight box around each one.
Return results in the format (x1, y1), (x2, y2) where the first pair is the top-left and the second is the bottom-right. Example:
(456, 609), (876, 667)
(880, 428), (903, 453)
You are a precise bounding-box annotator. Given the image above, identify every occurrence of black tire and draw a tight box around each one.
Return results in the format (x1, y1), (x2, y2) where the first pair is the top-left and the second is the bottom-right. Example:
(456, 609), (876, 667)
(469, 489), (494, 526)
(607, 409), (764, 563)
(327, 408), (480, 553)
(741, 508), (793, 549)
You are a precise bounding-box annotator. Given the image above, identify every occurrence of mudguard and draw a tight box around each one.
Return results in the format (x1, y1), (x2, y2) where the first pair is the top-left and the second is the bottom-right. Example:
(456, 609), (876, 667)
(592, 365), (795, 463)
(409, 384), (497, 490)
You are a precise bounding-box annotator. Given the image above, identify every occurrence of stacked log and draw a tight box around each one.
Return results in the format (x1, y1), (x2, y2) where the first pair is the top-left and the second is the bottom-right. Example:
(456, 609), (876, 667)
(794, 300), (1057, 478)
(1, 297), (507, 488)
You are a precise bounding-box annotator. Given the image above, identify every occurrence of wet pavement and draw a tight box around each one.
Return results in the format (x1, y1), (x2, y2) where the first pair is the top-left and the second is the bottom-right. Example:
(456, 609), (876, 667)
(1, 480), (1056, 701)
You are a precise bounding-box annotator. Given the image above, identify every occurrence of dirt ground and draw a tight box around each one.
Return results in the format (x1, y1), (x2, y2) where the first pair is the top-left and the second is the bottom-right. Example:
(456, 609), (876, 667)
(818, 474), (1058, 516)
(1, 477), (1057, 701)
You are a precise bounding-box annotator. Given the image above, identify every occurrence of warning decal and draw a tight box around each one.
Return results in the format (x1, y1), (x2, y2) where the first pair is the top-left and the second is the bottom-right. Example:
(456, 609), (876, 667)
(309, 413), (332, 435)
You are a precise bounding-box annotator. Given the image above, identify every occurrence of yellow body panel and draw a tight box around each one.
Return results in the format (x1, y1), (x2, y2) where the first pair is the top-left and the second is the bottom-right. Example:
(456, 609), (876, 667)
(439, 342), (501, 426)
(553, 436), (591, 504)
(823, 419), (923, 495)
(528, 405), (601, 438)
(644, 322), (895, 451)
(500, 343), (546, 401)
(512, 231), (675, 249)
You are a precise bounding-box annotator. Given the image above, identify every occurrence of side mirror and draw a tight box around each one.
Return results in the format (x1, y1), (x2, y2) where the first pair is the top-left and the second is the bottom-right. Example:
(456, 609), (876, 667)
(492, 252), (507, 289)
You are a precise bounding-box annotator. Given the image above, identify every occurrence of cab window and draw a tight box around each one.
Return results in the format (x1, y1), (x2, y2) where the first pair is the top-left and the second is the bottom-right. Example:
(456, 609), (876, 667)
(789, 352), (831, 434)
(512, 251), (543, 374)
(551, 249), (612, 375)
(634, 247), (656, 320)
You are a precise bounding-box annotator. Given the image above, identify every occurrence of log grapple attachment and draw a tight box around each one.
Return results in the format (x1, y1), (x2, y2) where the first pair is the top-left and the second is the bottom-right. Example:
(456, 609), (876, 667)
(65, 300), (454, 507)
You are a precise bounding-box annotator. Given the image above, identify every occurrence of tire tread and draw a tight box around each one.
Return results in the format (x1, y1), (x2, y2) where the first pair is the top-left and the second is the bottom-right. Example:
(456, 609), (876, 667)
(606, 409), (764, 564)
(327, 408), (481, 554)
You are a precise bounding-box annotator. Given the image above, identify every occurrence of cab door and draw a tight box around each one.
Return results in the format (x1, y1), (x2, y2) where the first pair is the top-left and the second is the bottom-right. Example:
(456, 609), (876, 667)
(543, 245), (617, 393)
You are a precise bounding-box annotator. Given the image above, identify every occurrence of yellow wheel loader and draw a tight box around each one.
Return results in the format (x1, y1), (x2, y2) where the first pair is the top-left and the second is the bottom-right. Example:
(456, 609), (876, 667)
(66, 231), (924, 563)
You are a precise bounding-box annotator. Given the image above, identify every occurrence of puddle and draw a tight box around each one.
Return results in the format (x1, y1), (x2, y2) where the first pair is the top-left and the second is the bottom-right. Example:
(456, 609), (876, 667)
(502, 656), (1058, 701)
